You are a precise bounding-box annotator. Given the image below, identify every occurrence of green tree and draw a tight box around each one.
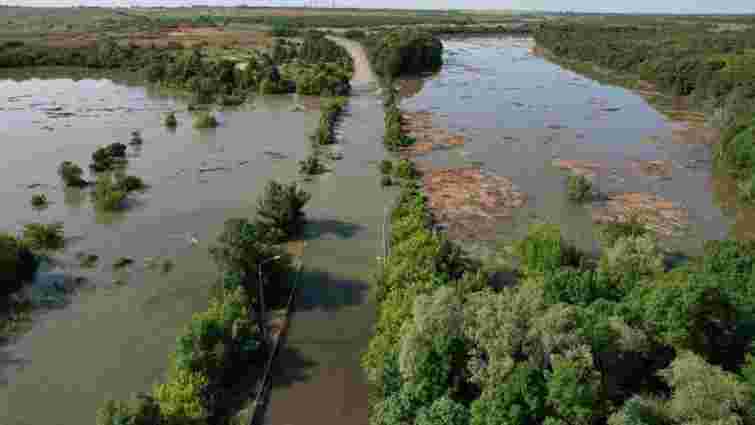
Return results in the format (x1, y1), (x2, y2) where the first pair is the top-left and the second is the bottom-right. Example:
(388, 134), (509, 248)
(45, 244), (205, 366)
(470, 365), (547, 425)
(546, 346), (602, 425)
(418, 396), (470, 425)
(255, 180), (311, 242)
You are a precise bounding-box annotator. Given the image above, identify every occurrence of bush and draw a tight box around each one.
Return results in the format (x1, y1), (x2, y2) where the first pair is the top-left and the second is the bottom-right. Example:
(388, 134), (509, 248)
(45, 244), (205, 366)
(0, 233), (37, 298)
(22, 222), (65, 252)
(567, 174), (593, 202)
(381, 175), (394, 187)
(394, 159), (418, 180)
(299, 153), (327, 176)
(116, 175), (147, 192)
(365, 29), (443, 78)
(58, 161), (87, 187)
(129, 130), (143, 145)
(312, 97), (348, 145)
(599, 214), (648, 247)
(255, 181), (311, 242)
(31, 194), (48, 209)
(164, 112), (178, 128)
(192, 111), (218, 129)
(93, 175), (128, 211)
(91, 143), (128, 172)
(379, 159), (394, 175)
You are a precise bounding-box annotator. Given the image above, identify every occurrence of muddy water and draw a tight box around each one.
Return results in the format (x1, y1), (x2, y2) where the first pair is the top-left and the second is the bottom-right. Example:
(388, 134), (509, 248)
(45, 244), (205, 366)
(266, 80), (388, 425)
(0, 70), (386, 425)
(401, 37), (743, 255)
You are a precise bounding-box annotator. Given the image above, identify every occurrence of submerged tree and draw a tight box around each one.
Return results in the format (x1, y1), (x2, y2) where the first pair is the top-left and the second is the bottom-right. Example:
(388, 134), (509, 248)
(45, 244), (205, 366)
(255, 180), (311, 243)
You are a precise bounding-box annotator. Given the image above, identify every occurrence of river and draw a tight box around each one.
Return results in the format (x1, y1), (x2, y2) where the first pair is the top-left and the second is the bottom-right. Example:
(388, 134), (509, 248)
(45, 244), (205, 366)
(2, 35), (750, 425)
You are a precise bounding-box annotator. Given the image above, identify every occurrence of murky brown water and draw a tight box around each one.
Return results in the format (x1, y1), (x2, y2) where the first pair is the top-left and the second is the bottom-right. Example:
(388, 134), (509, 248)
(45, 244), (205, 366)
(0, 68), (390, 425)
(401, 37), (749, 256)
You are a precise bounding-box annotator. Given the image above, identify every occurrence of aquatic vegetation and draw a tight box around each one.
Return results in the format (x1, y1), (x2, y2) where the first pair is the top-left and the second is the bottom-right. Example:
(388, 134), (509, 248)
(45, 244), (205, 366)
(92, 175), (128, 211)
(113, 257), (134, 269)
(58, 161), (87, 187)
(298, 153), (327, 176)
(379, 159), (393, 175)
(22, 222), (65, 252)
(30, 194), (48, 209)
(116, 175), (147, 193)
(90, 143), (128, 172)
(192, 111), (218, 129)
(255, 180), (311, 242)
(0, 233), (37, 298)
(566, 174), (594, 202)
(311, 97), (348, 145)
(164, 112), (178, 128)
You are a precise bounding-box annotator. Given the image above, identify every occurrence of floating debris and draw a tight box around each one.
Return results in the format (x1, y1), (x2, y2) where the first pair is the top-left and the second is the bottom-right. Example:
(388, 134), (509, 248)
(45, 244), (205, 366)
(423, 167), (526, 240)
(401, 111), (466, 155)
(592, 192), (688, 238)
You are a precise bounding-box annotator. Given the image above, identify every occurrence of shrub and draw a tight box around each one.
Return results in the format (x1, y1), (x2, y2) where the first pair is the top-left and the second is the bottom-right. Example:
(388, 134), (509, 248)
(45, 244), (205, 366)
(379, 159), (393, 175)
(0, 233), (37, 298)
(515, 223), (582, 276)
(394, 159), (418, 180)
(365, 29), (443, 78)
(312, 97), (348, 145)
(58, 161), (87, 187)
(31, 194), (48, 209)
(93, 175), (128, 211)
(192, 111), (218, 129)
(381, 175), (394, 187)
(91, 143), (128, 172)
(116, 175), (147, 192)
(599, 234), (664, 287)
(298, 153), (327, 176)
(567, 174), (593, 202)
(218, 94), (245, 106)
(22, 222), (65, 252)
(255, 180), (311, 242)
(129, 130), (143, 145)
(344, 29), (367, 40)
(599, 213), (648, 247)
(164, 112), (178, 128)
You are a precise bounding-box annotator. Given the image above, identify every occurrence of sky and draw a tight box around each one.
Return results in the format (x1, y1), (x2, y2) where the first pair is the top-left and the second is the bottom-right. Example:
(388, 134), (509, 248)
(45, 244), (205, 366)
(1, 0), (753, 14)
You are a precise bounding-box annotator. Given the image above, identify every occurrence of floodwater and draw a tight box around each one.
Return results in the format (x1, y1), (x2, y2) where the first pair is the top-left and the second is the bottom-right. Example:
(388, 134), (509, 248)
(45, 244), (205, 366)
(401, 37), (749, 255)
(0, 69), (388, 425)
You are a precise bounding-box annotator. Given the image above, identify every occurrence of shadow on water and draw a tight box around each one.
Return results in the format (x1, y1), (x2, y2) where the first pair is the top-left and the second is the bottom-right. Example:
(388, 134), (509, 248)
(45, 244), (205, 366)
(0, 346), (29, 388)
(302, 219), (365, 241)
(294, 268), (368, 313)
(270, 344), (318, 389)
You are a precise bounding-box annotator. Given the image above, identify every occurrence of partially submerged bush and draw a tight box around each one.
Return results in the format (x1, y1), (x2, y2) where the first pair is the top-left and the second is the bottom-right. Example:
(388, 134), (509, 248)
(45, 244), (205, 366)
(58, 161), (87, 187)
(256, 180), (311, 242)
(93, 175), (128, 211)
(298, 153), (327, 176)
(394, 159), (418, 180)
(31, 194), (48, 209)
(379, 159), (393, 175)
(116, 175), (147, 192)
(192, 111), (218, 129)
(22, 222), (65, 252)
(567, 174), (593, 202)
(129, 130), (143, 145)
(164, 112), (178, 128)
(0, 233), (37, 298)
(381, 175), (394, 187)
(312, 97), (348, 145)
(91, 143), (128, 172)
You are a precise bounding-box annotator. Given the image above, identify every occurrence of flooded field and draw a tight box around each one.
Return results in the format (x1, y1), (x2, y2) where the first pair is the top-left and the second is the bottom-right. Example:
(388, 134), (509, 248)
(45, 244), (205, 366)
(0, 70), (387, 425)
(401, 37), (751, 255)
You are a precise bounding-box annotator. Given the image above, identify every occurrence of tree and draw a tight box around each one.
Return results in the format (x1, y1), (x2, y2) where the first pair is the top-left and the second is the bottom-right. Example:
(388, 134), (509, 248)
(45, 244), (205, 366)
(659, 351), (750, 425)
(418, 396), (470, 425)
(470, 365), (547, 425)
(255, 180), (311, 242)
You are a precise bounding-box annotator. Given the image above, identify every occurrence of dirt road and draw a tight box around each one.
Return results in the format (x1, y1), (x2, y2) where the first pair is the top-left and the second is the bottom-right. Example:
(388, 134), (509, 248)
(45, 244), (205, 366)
(327, 36), (376, 84)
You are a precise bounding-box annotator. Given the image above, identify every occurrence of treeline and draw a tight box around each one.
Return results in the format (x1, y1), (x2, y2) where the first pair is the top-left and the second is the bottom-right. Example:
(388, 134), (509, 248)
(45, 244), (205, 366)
(97, 180), (310, 425)
(364, 29), (443, 79)
(0, 31), (353, 101)
(534, 21), (755, 201)
(365, 172), (755, 425)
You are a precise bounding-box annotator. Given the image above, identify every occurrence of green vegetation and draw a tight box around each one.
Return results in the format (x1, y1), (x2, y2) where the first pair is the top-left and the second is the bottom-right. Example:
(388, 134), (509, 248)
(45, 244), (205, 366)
(30, 194), (48, 209)
(535, 20), (755, 201)
(299, 153), (327, 176)
(312, 97), (348, 146)
(566, 174), (593, 202)
(255, 180), (311, 243)
(58, 161), (87, 187)
(192, 111), (218, 129)
(0, 233), (37, 300)
(344, 29), (367, 40)
(379, 159), (393, 175)
(22, 222), (65, 252)
(381, 175), (394, 187)
(381, 87), (416, 151)
(113, 257), (134, 270)
(365, 29), (443, 79)
(129, 130), (143, 145)
(92, 174), (146, 211)
(394, 159), (419, 180)
(98, 178), (306, 424)
(164, 112), (178, 128)
(91, 143), (127, 172)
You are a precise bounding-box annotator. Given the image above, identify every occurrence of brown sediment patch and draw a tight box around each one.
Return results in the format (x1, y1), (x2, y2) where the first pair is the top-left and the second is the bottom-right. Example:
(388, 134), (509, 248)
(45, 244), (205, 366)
(284, 240), (306, 258)
(552, 159), (604, 178)
(423, 167), (526, 240)
(670, 122), (720, 145)
(401, 111), (467, 155)
(592, 192), (688, 237)
(126, 29), (271, 49)
(628, 160), (673, 178)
